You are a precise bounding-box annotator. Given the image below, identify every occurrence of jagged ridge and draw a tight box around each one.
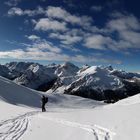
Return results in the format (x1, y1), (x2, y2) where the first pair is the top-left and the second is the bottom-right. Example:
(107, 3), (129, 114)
(0, 61), (140, 101)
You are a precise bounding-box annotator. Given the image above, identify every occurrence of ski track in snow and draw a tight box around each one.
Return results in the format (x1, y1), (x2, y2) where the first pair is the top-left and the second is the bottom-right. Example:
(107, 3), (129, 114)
(0, 110), (116, 140)
(39, 114), (116, 140)
(0, 111), (40, 140)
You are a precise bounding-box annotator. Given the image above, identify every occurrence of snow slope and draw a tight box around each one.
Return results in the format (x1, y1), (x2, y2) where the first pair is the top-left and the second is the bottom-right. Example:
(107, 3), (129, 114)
(77, 66), (123, 90)
(0, 76), (41, 108)
(0, 76), (140, 140)
(26, 94), (140, 140)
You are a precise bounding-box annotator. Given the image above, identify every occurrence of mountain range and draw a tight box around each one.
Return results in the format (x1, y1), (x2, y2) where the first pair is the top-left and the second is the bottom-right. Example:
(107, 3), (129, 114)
(1, 61), (140, 102)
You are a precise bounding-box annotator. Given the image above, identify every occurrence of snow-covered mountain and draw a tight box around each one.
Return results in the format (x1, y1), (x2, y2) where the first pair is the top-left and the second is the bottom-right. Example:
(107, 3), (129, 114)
(5, 62), (57, 90)
(1, 61), (140, 101)
(5, 62), (34, 78)
(77, 66), (123, 90)
(65, 66), (124, 100)
(54, 65), (140, 101)
(110, 69), (140, 79)
(0, 64), (13, 79)
(14, 63), (57, 90)
(55, 62), (79, 77)
(52, 62), (79, 91)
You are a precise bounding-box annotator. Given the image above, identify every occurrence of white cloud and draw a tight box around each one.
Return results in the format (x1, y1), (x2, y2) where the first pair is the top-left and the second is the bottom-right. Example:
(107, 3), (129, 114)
(8, 6), (45, 16)
(49, 32), (82, 45)
(0, 49), (25, 58)
(0, 47), (74, 62)
(27, 35), (40, 41)
(24, 38), (62, 53)
(84, 34), (114, 50)
(24, 6), (45, 16)
(7, 6), (93, 28)
(91, 6), (103, 12)
(6, 38), (62, 53)
(2, 38), (121, 64)
(33, 11), (140, 52)
(83, 12), (140, 51)
(5, 0), (21, 6)
(107, 14), (140, 31)
(106, 12), (140, 50)
(0, 48), (121, 64)
(34, 18), (67, 31)
(121, 31), (140, 45)
(31, 19), (37, 24)
(8, 7), (23, 16)
(32, 40), (62, 53)
(60, 44), (80, 52)
(46, 6), (93, 27)
(1, 38), (66, 60)
(6, 5), (140, 55)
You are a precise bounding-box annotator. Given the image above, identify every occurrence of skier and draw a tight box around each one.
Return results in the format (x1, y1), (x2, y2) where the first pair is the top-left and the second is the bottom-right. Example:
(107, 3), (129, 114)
(41, 95), (48, 112)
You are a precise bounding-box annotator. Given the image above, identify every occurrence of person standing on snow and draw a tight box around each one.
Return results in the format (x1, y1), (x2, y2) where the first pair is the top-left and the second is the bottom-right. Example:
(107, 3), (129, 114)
(41, 95), (48, 112)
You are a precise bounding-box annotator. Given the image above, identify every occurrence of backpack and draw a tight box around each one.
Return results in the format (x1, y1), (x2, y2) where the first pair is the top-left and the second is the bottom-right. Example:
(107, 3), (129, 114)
(44, 97), (48, 103)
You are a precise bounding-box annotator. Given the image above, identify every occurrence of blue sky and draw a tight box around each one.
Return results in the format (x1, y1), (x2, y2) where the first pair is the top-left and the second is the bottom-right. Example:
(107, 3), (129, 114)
(0, 0), (140, 72)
